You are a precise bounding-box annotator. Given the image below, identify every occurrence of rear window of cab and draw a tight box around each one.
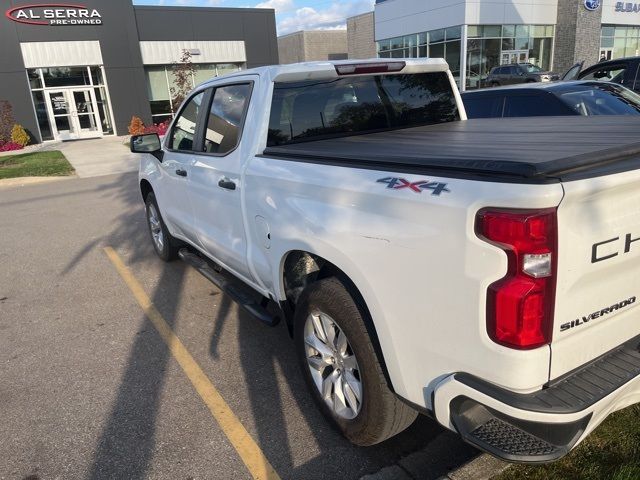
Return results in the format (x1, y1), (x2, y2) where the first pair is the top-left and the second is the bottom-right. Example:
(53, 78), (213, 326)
(267, 72), (459, 146)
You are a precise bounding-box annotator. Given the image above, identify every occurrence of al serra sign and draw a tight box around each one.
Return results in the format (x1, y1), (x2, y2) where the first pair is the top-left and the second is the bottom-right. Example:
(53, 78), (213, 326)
(5, 4), (102, 25)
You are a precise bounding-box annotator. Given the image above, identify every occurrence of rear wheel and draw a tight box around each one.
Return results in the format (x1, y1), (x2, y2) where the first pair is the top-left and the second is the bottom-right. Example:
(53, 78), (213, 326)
(491, 81), (500, 87)
(294, 277), (418, 445)
(145, 192), (180, 262)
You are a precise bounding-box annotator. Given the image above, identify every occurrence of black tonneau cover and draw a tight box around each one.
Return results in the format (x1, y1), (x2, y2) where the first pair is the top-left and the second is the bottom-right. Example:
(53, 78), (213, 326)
(263, 116), (640, 183)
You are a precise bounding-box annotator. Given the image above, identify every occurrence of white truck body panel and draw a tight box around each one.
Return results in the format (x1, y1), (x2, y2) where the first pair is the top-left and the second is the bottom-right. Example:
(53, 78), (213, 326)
(244, 156), (564, 405)
(136, 57), (640, 463)
(552, 168), (640, 379)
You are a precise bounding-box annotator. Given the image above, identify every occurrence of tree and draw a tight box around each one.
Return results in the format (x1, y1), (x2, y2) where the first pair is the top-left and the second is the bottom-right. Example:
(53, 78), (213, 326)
(169, 50), (196, 114)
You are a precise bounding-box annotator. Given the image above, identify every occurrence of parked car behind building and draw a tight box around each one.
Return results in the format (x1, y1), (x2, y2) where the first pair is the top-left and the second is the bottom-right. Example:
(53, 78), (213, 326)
(462, 81), (640, 118)
(485, 63), (559, 87)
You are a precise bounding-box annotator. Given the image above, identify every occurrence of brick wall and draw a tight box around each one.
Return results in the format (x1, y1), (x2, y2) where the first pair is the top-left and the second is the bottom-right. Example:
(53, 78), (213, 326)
(277, 32), (305, 64)
(347, 12), (376, 59)
(554, 0), (602, 74)
(277, 30), (347, 64)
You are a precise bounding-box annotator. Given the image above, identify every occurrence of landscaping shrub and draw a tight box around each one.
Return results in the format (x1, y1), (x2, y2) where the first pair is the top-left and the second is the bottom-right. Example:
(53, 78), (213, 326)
(0, 142), (24, 152)
(143, 120), (170, 136)
(0, 101), (15, 143)
(128, 116), (145, 136)
(11, 124), (29, 147)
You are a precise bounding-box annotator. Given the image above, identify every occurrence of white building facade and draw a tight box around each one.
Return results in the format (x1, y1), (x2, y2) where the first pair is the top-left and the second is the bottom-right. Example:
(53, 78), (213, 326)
(374, 0), (640, 89)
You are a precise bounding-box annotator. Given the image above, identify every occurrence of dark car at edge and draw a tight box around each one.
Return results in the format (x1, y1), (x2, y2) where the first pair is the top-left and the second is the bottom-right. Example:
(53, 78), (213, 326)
(462, 80), (640, 118)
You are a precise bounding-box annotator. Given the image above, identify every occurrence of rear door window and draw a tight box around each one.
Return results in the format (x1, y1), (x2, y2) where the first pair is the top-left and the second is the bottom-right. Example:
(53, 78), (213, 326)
(267, 72), (459, 146)
(203, 83), (252, 155)
(503, 94), (570, 117)
(462, 95), (504, 118)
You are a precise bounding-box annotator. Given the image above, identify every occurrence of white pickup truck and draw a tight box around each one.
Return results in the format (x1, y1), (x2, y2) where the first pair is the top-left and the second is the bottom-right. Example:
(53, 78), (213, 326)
(131, 58), (640, 463)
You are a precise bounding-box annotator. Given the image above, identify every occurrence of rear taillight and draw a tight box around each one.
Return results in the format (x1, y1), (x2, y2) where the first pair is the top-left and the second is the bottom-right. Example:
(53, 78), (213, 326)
(475, 208), (557, 350)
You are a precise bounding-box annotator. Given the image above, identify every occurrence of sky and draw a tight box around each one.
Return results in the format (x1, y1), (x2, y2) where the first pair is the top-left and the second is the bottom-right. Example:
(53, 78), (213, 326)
(132, 0), (374, 35)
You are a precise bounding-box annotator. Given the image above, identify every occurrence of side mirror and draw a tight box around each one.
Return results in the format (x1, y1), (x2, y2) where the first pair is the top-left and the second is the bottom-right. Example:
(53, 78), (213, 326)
(131, 133), (163, 161)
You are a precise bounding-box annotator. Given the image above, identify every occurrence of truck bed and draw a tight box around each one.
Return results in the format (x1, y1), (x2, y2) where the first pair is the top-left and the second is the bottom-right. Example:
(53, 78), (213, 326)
(263, 116), (640, 183)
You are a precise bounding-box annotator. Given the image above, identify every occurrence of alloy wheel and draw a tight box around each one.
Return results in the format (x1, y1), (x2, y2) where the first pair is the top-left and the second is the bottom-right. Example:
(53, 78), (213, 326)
(304, 311), (363, 420)
(147, 203), (164, 252)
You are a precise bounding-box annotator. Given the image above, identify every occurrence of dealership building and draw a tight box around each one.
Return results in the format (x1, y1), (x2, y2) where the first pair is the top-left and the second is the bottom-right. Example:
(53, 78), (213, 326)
(374, 0), (640, 89)
(1, 1), (278, 143)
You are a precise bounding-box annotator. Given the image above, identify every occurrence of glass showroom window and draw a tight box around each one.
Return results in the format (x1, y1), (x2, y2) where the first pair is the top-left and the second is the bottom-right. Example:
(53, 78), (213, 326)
(144, 63), (245, 123)
(27, 65), (114, 140)
(377, 24), (553, 89)
(465, 25), (554, 89)
(601, 26), (640, 61)
(377, 26), (462, 83)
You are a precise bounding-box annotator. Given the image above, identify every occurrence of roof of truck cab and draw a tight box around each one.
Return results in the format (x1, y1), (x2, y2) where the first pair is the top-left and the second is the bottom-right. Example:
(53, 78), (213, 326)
(263, 116), (640, 183)
(199, 58), (450, 85)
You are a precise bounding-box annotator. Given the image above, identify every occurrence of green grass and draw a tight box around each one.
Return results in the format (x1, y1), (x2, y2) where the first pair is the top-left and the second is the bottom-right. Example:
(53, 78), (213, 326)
(496, 404), (640, 480)
(0, 150), (74, 179)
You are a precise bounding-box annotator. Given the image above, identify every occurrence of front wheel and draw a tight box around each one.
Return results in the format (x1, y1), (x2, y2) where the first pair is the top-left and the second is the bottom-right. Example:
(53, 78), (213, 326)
(145, 192), (180, 262)
(294, 277), (418, 445)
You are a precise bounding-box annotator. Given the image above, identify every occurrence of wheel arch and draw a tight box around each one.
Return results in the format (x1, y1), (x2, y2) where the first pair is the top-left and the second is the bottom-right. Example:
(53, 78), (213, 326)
(140, 178), (153, 202)
(279, 249), (397, 394)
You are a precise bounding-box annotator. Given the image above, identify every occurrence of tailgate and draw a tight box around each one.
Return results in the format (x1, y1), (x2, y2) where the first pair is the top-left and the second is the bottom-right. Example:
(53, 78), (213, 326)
(552, 168), (640, 380)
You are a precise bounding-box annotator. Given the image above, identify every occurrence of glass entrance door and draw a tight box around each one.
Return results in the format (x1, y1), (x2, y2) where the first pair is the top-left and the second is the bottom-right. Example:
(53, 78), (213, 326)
(72, 89), (101, 137)
(45, 88), (102, 140)
(600, 48), (613, 61)
(501, 50), (529, 65)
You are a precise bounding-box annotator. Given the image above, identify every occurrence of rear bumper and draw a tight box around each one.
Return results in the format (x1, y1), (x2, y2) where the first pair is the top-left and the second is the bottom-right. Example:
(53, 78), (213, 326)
(433, 334), (640, 463)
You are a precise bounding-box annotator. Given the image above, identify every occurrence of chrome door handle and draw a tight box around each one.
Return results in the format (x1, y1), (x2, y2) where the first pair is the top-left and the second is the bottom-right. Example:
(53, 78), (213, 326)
(218, 178), (236, 190)
(176, 169), (187, 177)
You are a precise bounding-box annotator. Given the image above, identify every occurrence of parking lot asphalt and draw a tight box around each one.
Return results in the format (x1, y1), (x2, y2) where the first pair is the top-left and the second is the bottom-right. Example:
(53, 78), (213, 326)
(0, 172), (478, 480)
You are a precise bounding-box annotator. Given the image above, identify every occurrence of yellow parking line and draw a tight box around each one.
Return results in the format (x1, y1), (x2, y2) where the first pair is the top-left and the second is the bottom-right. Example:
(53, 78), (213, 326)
(103, 246), (281, 480)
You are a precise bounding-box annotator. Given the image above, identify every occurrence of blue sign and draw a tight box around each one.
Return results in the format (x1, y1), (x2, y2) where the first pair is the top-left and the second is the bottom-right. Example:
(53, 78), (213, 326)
(584, 0), (601, 10)
(615, 1), (640, 11)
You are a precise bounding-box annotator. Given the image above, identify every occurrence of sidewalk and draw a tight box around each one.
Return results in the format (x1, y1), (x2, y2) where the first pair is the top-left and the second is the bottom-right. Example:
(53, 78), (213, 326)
(0, 135), (138, 178)
(53, 136), (139, 178)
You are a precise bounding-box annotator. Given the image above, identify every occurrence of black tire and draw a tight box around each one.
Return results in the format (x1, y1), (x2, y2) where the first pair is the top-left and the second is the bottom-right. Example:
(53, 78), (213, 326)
(294, 277), (418, 446)
(144, 192), (180, 262)
(491, 82), (500, 87)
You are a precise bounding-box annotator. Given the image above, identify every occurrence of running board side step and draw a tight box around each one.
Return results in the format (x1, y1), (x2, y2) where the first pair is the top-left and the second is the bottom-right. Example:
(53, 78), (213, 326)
(178, 248), (279, 327)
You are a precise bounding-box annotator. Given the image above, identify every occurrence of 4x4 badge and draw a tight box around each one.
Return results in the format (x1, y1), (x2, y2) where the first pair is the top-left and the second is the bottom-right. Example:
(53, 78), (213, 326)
(377, 177), (450, 196)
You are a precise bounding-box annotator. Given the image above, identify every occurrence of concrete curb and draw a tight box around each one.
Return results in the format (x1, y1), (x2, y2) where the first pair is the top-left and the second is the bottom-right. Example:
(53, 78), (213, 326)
(361, 443), (509, 480)
(444, 454), (510, 480)
(0, 175), (76, 189)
